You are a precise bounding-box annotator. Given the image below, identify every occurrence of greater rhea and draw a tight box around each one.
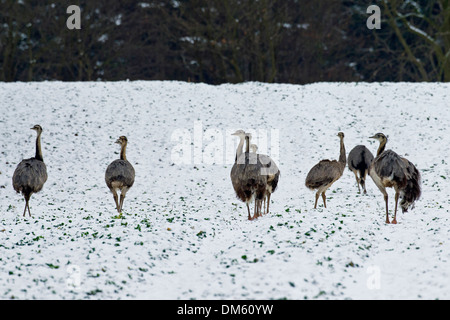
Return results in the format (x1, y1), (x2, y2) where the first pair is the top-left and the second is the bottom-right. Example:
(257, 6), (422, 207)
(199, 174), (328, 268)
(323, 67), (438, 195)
(305, 132), (346, 208)
(249, 142), (280, 216)
(230, 130), (267, 220)
(369, 133), (421, 224)
(348, 145), (374, 194)
(105, 136), (135, 213)
(12, 125), (48, 217)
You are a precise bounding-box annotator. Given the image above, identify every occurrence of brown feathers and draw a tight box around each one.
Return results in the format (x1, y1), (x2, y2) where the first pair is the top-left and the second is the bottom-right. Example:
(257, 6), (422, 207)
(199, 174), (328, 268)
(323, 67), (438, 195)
(305, 132), (346, 209)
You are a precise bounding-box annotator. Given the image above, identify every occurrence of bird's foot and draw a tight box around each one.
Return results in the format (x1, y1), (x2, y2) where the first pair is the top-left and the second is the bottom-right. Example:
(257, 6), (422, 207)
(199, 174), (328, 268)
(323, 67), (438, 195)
(391, 219), (397, 224)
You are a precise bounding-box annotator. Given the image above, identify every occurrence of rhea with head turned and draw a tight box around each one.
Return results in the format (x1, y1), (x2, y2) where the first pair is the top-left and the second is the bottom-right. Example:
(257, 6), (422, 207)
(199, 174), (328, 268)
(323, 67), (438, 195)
(12, 125), (48, 217)
(105, 136), (135, 214)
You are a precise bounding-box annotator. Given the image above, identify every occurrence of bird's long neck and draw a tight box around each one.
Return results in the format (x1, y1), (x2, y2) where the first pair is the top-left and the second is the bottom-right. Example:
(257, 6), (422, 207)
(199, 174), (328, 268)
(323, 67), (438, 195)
(235, 136), (245, 162)
(35, 131), (43, 161)
(245, 136), (250, 153)
(120, 142), (127, 161)
(338, 137), (346, 165)
(377, 139), (387, 156)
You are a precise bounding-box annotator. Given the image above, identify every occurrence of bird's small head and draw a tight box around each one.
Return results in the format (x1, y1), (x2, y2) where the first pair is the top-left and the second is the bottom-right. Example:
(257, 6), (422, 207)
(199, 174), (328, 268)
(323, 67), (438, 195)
(337, 132), (344, 139)
(250, 144), (258, 153)
(231, 130), (246, 138)
(30, 125), (43, 133)
(370, 133), (387, 142)
(245, 132), (252, 140)
(115, 136), (128, 145)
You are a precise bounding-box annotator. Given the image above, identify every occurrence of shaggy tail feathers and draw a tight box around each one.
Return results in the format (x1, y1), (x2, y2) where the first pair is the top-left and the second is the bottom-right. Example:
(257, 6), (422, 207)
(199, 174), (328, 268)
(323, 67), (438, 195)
(400, 164), (421, 213)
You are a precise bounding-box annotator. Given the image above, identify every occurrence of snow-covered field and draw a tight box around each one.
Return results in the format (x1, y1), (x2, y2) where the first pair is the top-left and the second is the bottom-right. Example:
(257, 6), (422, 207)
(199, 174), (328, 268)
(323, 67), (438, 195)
(0, 81), (449, 300)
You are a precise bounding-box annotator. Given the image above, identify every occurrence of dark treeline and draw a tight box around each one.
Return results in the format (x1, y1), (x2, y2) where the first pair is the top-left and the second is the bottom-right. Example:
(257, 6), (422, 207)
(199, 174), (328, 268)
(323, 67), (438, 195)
(1, 0), (449, 83)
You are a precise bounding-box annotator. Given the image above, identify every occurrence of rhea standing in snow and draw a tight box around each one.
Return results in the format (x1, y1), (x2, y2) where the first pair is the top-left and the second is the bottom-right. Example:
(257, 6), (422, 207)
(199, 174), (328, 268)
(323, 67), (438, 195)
(369, 133), (421, 224)
(305, 132), (346, 209)
(230, 130), (267, 220)
(348, 144), (374, 194)
(105, 136), (135, 214)
(12, 125), (48, 217)
(249, 142), (280, 216)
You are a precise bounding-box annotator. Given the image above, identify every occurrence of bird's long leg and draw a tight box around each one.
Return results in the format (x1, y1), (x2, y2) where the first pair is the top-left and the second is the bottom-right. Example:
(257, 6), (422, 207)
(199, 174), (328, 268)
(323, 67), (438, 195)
(392, 191), (399, 224)
(266, 193), (271, 215)
(258, 199), (263, 218)
(372, 177), (390, 224)
(119, 194), (125, 213)
(119, 188), (130, 214)
(384, 194), (390, 224)
(246, 203), (252, 220)
(362, 170), (368, 194)
(314, 192), (320, 209)
(321, 192), (327, 208)
(256, 200), (261, 218)
(258, 200), (262, 217)
(353, 170), (361, 193)
(23, 195), (31, 217)
(112, 189), (120, 212)
(23, 201), (28, 217)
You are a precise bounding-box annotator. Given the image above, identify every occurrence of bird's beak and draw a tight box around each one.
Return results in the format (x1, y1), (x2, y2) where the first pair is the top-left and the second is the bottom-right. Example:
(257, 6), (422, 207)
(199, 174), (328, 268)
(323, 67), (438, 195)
(115, 139), (121, 144)
(369, 135), (376, 139)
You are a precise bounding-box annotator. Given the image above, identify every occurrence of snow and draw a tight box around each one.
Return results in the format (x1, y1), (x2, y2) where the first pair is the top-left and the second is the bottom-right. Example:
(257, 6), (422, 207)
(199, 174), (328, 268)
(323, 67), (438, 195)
(403, 19), (436, 44)
(0, 81), (449, 300)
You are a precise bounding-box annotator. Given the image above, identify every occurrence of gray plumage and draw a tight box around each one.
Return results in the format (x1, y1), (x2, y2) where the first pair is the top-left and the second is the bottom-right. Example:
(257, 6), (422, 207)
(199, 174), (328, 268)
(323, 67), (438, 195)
(105, 136), (135, 213)
(305, 132), (346, 208)
(12, 125), (48, 217)
(230, 131), (267, 220)
(348, 145), (374, 194)
(369, 133), (421, 224)
(254, 151), (280, 215)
